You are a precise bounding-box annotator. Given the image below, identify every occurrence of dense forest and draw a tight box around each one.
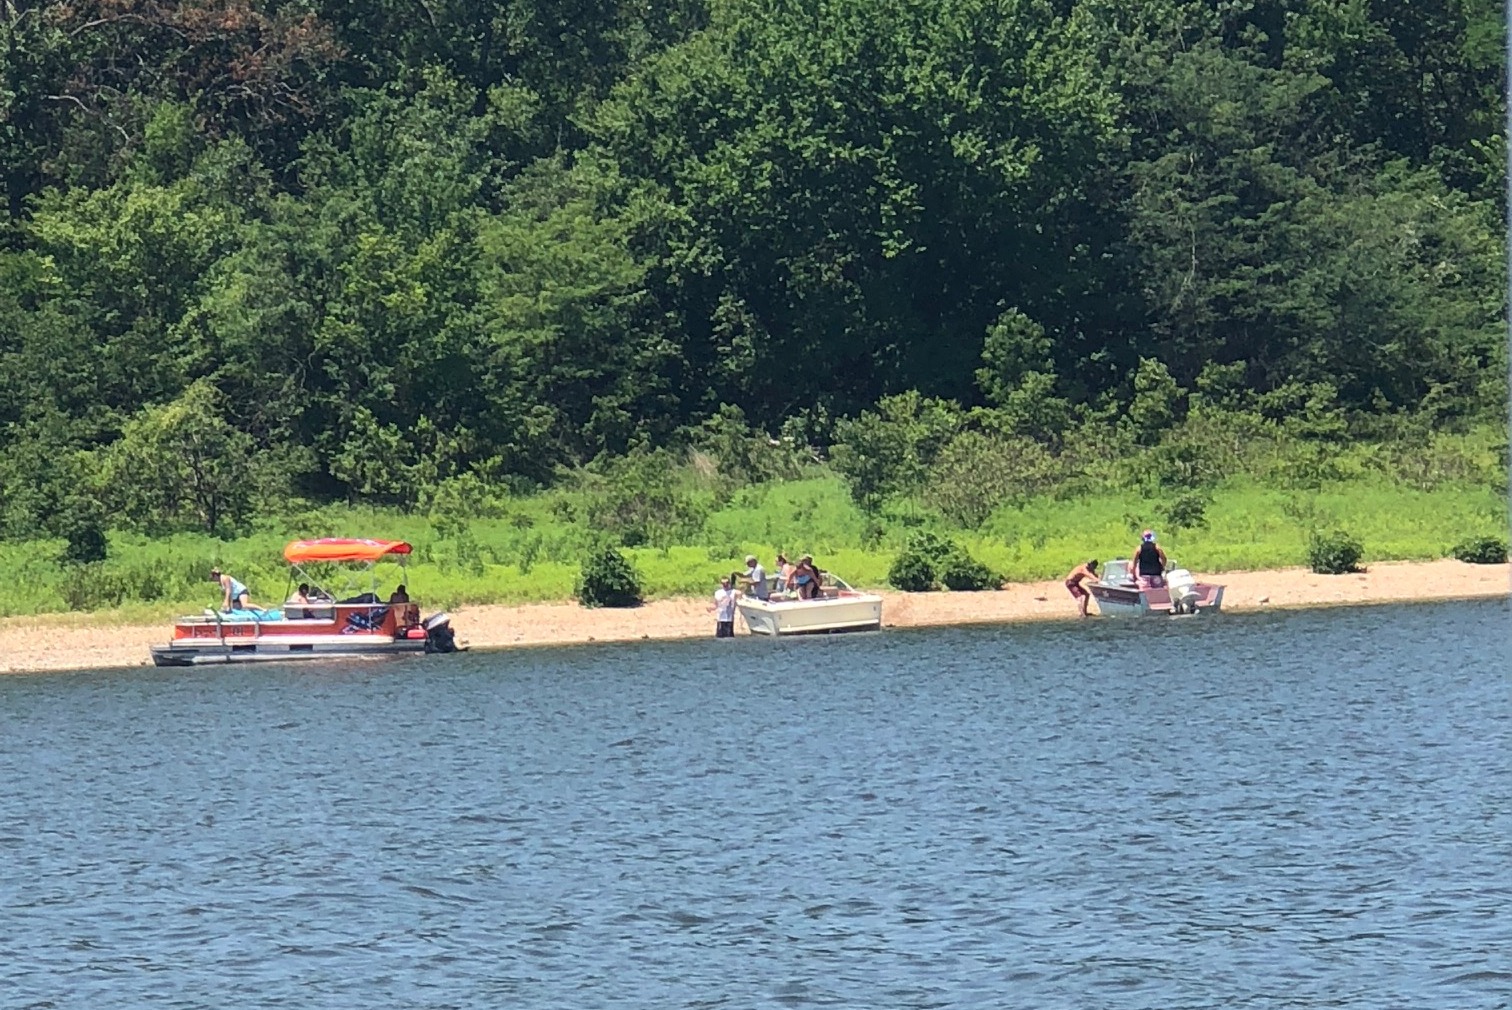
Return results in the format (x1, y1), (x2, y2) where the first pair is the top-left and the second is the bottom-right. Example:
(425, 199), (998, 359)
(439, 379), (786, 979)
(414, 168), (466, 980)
(0, 0), (1506, 553)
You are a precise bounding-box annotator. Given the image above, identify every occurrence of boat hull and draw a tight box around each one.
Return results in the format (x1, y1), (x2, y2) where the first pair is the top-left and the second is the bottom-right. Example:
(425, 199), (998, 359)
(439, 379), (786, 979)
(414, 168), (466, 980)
(150, 603), (460, 666)
(1089, 582), (1225, 618)
(737, 593), (883, 635)
(151, 637), (428, 666)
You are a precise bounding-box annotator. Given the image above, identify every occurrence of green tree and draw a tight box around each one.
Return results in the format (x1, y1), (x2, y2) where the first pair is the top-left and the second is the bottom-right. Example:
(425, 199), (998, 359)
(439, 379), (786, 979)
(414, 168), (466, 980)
(1128, 358), (1184, 445)
(923, 429), (1057, 528)
(595, 0), (1121, 418)
(476, 155), (669, 463)
(101, 380), (255, 533)
(830, 392), (962, 512)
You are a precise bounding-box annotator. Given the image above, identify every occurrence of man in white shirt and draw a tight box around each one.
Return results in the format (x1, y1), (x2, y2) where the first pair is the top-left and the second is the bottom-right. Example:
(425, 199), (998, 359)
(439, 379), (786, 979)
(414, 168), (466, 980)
(743, 554), (769, 600)
(711, 576), (740, 637)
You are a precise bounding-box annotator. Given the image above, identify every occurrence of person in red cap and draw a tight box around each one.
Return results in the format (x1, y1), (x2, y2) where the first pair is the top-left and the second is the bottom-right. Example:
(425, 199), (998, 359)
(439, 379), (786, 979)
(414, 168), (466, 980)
(1132, 530), (1168, 590)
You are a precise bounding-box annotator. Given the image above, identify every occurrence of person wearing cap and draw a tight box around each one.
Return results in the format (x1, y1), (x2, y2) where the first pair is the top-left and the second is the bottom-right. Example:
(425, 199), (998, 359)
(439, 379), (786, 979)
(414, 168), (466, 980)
(742, 555), (769, 600)
(710, 576), (740, 637)
(211, 567), (252, 611)
(1132, 530), (1168, 590)
(1064, 559), (1100, 618)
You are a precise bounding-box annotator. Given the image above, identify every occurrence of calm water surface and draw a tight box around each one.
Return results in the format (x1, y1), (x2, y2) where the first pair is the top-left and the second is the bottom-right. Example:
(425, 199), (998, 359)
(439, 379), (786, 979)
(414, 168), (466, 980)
(2, 599), (1509, 1008)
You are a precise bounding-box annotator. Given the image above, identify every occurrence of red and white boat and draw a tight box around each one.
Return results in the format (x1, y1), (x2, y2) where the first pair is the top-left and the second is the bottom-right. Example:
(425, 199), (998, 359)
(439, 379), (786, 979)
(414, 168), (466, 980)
(1088, 559), (1226, 618)
(149, 539), (461, 666)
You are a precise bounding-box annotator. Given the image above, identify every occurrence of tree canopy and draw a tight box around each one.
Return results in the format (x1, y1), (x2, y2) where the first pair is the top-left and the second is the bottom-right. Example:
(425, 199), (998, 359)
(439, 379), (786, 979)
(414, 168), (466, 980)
(0, 0), (1504, 534)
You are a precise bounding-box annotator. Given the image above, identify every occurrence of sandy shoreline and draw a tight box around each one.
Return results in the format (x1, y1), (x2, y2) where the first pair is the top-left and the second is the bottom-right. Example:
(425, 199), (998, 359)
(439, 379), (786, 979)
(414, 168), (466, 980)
(1, 559), (1505, 675)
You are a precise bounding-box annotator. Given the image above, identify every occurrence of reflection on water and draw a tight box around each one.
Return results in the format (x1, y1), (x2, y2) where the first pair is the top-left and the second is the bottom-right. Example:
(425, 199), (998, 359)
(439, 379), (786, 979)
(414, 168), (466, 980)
(1, 599), (1508, 1007)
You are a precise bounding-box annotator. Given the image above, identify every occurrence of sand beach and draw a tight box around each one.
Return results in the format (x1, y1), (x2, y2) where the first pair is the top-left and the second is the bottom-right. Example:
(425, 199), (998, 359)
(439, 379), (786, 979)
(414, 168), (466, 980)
(0, 559), (1505, 675)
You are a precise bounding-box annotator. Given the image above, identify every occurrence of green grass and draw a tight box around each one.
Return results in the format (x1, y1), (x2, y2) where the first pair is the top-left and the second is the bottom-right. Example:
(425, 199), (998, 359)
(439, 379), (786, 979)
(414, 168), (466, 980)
(971, 476), (1503, 580)
(0, 471), (1503, 619)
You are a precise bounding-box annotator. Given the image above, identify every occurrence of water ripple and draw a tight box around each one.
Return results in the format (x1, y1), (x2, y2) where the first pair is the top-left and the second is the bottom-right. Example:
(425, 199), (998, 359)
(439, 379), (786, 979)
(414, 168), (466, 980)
(0, 599), (1507, 1007)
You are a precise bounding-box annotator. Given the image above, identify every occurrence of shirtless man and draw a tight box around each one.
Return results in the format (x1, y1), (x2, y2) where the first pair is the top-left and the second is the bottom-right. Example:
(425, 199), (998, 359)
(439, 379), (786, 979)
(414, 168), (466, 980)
(1064, 559), (1100, 618)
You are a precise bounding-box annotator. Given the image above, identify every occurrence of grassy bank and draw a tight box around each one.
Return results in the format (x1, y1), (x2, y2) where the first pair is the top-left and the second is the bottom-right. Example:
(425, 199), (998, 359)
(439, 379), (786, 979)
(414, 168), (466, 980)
(0, 469), (1502, 619)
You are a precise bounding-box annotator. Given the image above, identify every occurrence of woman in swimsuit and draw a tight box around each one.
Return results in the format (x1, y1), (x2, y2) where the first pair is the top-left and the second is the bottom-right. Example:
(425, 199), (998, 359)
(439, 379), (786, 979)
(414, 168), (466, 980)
(211, 568), (252, 611)
(792, 555), (822, 600)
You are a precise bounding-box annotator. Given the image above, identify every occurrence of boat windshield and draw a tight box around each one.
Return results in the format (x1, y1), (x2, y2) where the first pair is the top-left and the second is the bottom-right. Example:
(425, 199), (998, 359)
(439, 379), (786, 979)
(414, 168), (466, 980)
(763, 573), (858, 600)
(1100, 560), (1134, 585)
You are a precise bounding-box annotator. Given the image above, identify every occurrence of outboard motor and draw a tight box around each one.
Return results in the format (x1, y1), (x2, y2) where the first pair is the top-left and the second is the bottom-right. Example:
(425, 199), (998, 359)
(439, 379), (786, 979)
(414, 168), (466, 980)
(1166, 569), (1199, 614)
(423, 612), (458, 653)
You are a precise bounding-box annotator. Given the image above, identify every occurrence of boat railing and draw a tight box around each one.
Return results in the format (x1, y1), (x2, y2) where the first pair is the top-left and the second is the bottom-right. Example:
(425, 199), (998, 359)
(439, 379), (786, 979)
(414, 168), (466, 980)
(184, 600), (417, 626)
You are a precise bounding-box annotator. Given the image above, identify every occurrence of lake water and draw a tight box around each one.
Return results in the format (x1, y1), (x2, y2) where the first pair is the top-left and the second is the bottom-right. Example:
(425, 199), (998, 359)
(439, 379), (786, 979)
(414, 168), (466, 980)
(1, 599), (1508, 1008)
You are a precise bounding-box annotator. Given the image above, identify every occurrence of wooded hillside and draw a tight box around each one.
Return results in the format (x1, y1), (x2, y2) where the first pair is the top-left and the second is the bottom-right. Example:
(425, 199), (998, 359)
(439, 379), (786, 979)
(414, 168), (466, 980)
(0, 0), (1505, 540)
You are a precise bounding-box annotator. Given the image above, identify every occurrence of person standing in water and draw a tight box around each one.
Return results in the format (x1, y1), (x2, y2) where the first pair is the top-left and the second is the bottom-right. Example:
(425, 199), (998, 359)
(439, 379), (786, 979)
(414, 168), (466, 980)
(711, 576), (740, 638)
(1064, 559), (1100, 618)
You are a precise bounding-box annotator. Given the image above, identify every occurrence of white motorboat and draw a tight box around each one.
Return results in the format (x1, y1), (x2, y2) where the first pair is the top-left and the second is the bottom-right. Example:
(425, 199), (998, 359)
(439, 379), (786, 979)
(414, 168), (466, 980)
(1087, 559), (1225, 618)
(736, 575), (883, 635)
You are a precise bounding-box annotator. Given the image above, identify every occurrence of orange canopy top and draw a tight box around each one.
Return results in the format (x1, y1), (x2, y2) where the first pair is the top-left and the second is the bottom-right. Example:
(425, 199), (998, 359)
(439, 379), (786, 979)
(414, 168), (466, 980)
(283, 539), (413, 565)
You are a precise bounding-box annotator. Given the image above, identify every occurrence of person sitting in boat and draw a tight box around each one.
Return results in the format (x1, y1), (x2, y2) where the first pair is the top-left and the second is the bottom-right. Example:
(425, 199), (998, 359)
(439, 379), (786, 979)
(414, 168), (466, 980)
(1132, 530), (1168, 590)
(388, 584), (410, 604)
(791, 555), (822, 599)
(211, 568), (252, 611)
(1064, 559), (1099, 619)
(285, 583), (313, 619)
(741, 555), (769, 600)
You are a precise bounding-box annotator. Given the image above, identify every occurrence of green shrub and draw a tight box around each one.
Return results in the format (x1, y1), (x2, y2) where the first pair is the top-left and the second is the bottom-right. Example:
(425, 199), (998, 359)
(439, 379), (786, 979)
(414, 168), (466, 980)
(1161, 491), (1210, 532)
(57, 497), (108, 565)
(887, 531), (999, 592)
(58, 559), (180, 610)
(939, 551), (1002, 591)
(887, 531), (950, 591)
(923, 429), (1057, 528)
(62, 521), (108, 566)
(1452, 535), (1507, 565)
(576, 546), (643, 608)
(1308, 529), (1363, 574)
(444, 527), (488, 577)
(887, 551), (936, 592)
(60, 564), (114, 610)
(515, 532), (544, 574)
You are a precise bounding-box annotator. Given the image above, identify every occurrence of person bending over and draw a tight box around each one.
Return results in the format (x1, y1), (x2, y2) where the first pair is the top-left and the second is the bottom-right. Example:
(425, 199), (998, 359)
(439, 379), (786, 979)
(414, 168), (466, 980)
(211, 568), (252, 611)
(1064, 560), (1100, 618)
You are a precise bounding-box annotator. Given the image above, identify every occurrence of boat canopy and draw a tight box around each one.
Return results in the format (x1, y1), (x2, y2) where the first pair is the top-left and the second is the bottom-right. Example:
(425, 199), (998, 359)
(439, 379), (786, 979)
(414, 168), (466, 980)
(283, 539), (413, 565)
